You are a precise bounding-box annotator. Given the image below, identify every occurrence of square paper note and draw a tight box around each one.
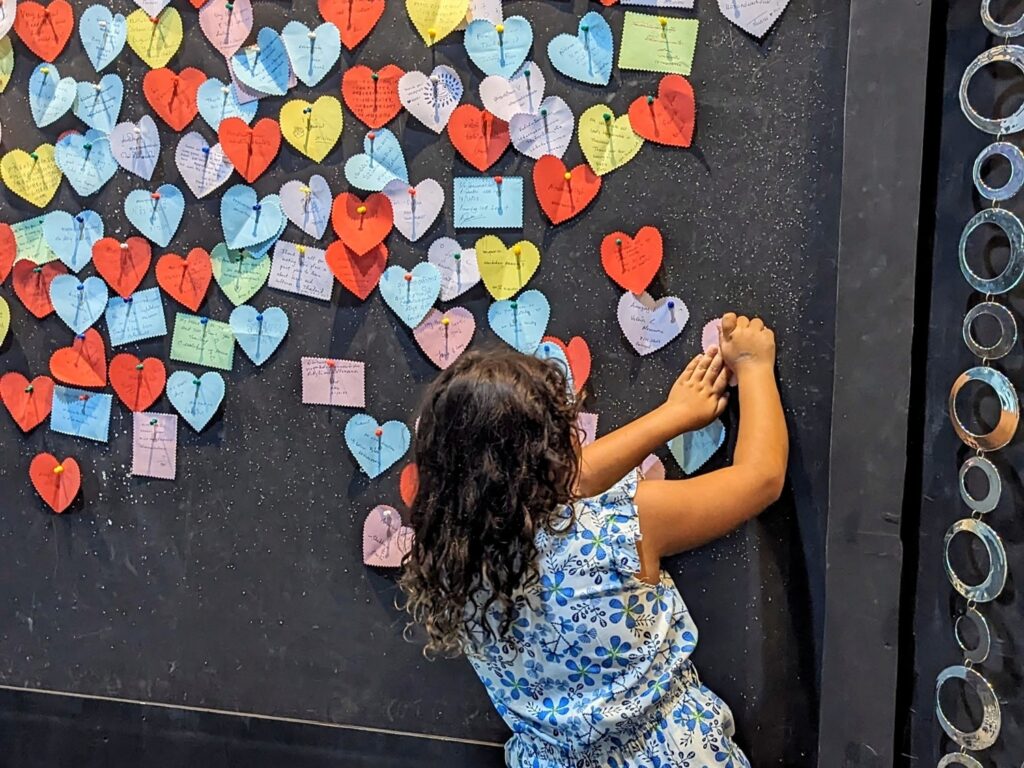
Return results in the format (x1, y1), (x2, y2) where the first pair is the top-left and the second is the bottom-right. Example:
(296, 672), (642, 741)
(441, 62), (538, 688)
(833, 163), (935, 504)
(619, 12), (699, 75)
(170, 312), (235, 371)
(105, 287), (168, 346)
(51, 385), (113, 442)
(454, 177), (524, 229)
(132, 412), (178, 480)
(268, 241), (334, 301)
(577, 412), (599, 447)
(11, 215), (57, 264)
(301, 357), (366, 407)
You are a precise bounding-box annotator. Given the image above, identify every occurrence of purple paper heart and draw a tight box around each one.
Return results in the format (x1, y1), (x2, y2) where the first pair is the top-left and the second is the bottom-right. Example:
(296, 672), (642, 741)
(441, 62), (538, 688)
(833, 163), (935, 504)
(427, 237), (480, 301)
(109, 115), (161, 181)
(175, 131), (233, 199)
(363, 505), (414, 568)
(279, 175), (331, 239)
(617, 291), (689, 356)
(509, 95), (575, 160)
(382, 178), (444, 242)
(199, 0), (254, 58)
(413, 307), (476, 369)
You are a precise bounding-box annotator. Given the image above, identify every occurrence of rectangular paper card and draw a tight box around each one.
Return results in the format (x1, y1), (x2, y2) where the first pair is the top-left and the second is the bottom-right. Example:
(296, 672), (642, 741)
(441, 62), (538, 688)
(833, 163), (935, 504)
(619, 12), (699, 75)
(577, 412), (599, 447)
(105, 287), (168, 346)
(621, 0), (695, 7)
(132, 412), (178, 480)
(301, 357), (366, 407)
(453, 177), (524, 229)
(170, 312), (236, 371)
(268, 241), (334, 301)
(11, 215), (57, 265)
(50, 386), (113, 442)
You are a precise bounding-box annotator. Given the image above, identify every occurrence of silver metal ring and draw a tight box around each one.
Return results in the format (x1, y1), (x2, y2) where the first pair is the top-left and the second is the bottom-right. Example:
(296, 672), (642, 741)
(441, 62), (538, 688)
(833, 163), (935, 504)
(935, 665), (1001, 750)
(981, 0), (1024, 38)
(938, 753), (984, 768)
(955, 606), (992, 665)
(959, 208), (1024, 294)
(963, 301), (1017, 359)
(973, 142), (1024, 200)
(960, 45), (1024, 134)
(944, 518), (1007, 603)
(959, 456), (1002, 514)
(948, 366), (1019, 451)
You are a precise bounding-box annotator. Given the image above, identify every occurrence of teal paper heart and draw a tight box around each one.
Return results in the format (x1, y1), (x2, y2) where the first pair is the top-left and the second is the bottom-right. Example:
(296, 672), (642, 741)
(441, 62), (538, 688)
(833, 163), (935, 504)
(79, 5), (128, 72)
(668, 420), (726, 475)
(49, 275), (109, 334)
(43, 210), (104, 272)
(29, 63), (77, 127)
(344, 128), (408, 191)
(345, 414), (411, 479)
(73, 74), (124, 133)
(220, 185), (286, 250)
(196, 77), (258, 131)
(488, 289), (550, 354)
(281, 20), (341, 88)
(230, 27), (291, 96)
(465, 16), (533, 78)
(547, 11), (614, 86)
(229, 305), (288, 365)
(124, 184), (185, 248)
(54, 130), (119, 196)
(378, 263), (441, 328)
(166, 370), (226, 432)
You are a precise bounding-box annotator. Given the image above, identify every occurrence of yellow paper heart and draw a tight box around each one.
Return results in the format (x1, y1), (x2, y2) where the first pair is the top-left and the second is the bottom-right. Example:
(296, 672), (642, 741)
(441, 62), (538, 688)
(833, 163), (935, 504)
(406, 0), (469, 46)
(280, 96), (343, 163)
(0, 36), (13, 93)
(126, 7), (183, 69)
(1, 145), (62, 208)
(476, 235), (541, 300)
(0, 296), (9, 347)
(579, 104), (645, 177)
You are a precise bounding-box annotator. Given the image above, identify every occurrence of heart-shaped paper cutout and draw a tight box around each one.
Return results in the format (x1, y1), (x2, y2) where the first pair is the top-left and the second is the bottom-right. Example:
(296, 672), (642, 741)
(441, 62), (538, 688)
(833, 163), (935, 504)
(628, 74), (696, 148)
(639, 454), (667, 481)
(342, 64), (404, 128)
(533, 156), (601, 224)
(476, 235), (540, 300)
(175, 131), (234, 199)
(344, 128), (409, 191)
(325, 241), (388, 300)
(43, 210), (104, 272)
(92, 236), (152, 298)
(196, 77), (258, 131)
(535, 341), (575, 392)
(0, 295), (7, 345)
(80, 5), (128, 72)
(126, 6), (182, 69)
(405, 0), (468, 46)
(547, 11), (613, 86)
(1, 145), (62, 207)
(510, 95), (574, 160)
(229, 304), (289, 365)
(428, 237), (480, 301)
(0, 36), (11, 94)
(210, 242), (271, 305)
(280, 175), (332, 239)
(279, 96), (342, 162)
(49, 328), (107, 387)
(54, 130), (118, 196)
(0, 372), (55, 432)
(14, 0), (75, 62)
(345, 414), (411, 478)
(488, 290), (550, 354)
(479, 61), (545, 122)
(448, 105), (510, 172)
(166, 369), (225, 432)
(218, 116), (281, 183)
(0, 223), (14, 282)
(230, 28), (290, 96)
(30, 453), (81, 513)
(143, 66), (205, 131)
(108, 353), (166, 411)
(379, 262), (441, 327)
(281, 20), (341, 88)
(49, 274), (108, 334)
(12, 259), (67, 318)
(319, 0), (384, 50)
(399, 463), (419, 507)
(601, 226), (663, 294)
(398, 65), (463, 133)
(363, 505), (414, 567)
(579, 105), (645, 176)
(702, 317), (738, 386)
(220, 185), (286, 249)
(29, 63), (76, 127)
(718, 0), (790, 38)
(109, 115), (161, 180)
(198, 0), (253, 58)
(543, 335), (592, 394)
(464, 16), (533, 77)
(134, 0), (172, 16)
(668, 419), (726, 474)
(156, 247), (212, 311)
(332, 192), (393, 255)
(382, 178), (444, 242)
(414, 307), (476, 369)
(237, 210), (285, 260)
(618, 291), (688, 356)
(124, 184), (185, 248)
(73, 74), (124, 133)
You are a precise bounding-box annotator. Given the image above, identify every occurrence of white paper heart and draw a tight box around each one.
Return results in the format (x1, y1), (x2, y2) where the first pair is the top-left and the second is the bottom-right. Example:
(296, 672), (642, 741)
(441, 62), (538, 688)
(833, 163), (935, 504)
(382, 178), (444, 242)
(134, 0), (172, 16)
(175, 131), (233, 199)
(398, 65), (463, 133)
(479, 61), (545, 123)
(363, 505), (414, 567)
(279, 175), (332, 239)
(509, 95), (574, 160)
(109, 115), (161, 181)
(617, 291), (688, 356)
(717, 0), (790, 38)
(428, 237), (481, 301)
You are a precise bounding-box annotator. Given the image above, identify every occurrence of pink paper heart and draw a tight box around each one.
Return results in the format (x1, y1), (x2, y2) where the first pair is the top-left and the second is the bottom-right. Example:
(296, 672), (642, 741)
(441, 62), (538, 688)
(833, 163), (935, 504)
(175, 131), (233, 199)
(363, 505), (414, 568)
(617, 291), (688, 356)
(413, 307), (476, 369)
(382, 178), (444, 242)
(701, 318), (737, 386)
(639, 454), (666, 481)
(199, 0), (255, 58)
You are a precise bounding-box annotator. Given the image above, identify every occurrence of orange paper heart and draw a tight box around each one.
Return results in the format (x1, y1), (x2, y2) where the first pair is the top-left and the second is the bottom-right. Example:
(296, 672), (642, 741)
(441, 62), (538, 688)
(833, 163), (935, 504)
(448, 105), (510, 172)
(0, 223), (15, 283)
(342, 64), (405, 129)
(399, 462), (419, 507)
(600, 227), (664, 295)
(318, 0), (384, 50)
(325, 241), (388, 301)
(143, 67), (206, 132)
(331, 192), (394, 256)
(12, 259), (67, 318)
(0, 372), (55, 432)
(219, 117), (281, 183)
(92, 237), (153, 299)
(108, 354), (167, 412)
(155, 247), (212, 311)
(627, 75), (696, 148)
(49, 328), (107, 388)
(14, 0), (75, 62)
(543, 335), (592, 394)
(29, 453), (81, 514)
(533, 156), (602, 225)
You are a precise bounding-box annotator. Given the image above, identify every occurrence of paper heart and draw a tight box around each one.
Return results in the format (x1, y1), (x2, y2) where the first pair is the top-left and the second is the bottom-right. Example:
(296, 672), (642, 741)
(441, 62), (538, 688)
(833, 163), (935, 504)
(80, 4), (127, 72)
(319, 0), (384, 50)
(0, 373), (55, 432)
(134, 0), (171, 16)
(230, 28), (290, 96)
(342, 64), (404, 129)
(239, 207), (285, 259)
(196, 77), (258, 131)
(0, 39), (11, 95)
(198, 0), (253, 58)
(14, 0), (75, 62)
(476, 235), (541, 300)
(448, 105), (510, 172)
(0, 295), (8, 345)
(281, 21), (341, 87)
(126, 6), (182, 69)
(601, 226), (663, 294)
(0, 223), (13, 282)
(0, 0), (16, 38)
(325, 241), (388, 300)
(362, 505), (414, 567)
(618, 291), (688, 355)
(344, 128), (409, 191)
(535, 341), (575, 392)
(124, 184), (185, 248)
(1, 145), (62, 207)
(701, 318), (738, 386)
(547, 11), (614, 86)
(279, 96), (342, 162)
(718, 0), (790, 38)
(399, 463), (418, 507)
(210, 242), (271, 305)
(428, 237), (480, 301)
(543, 335), (592, 394)
(668, 419), (726, 474)
(579, 105), (645, 176)
(464, 16), (532, 77)
(533, 156), (601, 225)
(218, 116), (281, 182)
(175, 131), (233, 199)
(331, 192), (393, 255)
(92, 236), (152, 298)
(639, 454), (666, 481)
(220, 185), (286, 249)
(108, 353), (166, 411)
(29, 63), (76, 127)
(43, 210), (104, 272)
(166, 370), (225, 432)
(413, 307), (476, 369)
(54, 130), (117, 196)
(156, 247), (212, 311)
(49, 328), (107, 387)
(628, 75), (696, 148)
(229, 305), (289, 365)
(488, 290), (550, 354)
(30, 454), (81, 514)
(12, 259), (67, 318)
(345, 414), (411, 478)
(382, 178), (444, 242)
(379, 263), (441, 327)
(280, 175), (332, 239)
(509, 96), (574, 161)
(49, 274), (108, 334)
(109, 115), (161, 180)
(73, 74), (124, 133)
(398, 66), (463, 133)
(143, 67), (205, 131)
(479, 61), (545, 122)
(405, 0), (468, 46)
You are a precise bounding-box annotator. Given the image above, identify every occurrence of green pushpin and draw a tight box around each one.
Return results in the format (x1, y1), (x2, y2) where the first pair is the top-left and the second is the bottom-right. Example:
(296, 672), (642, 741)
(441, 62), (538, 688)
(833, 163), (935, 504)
(540, 108), (547, 117)
(24, 384), (34, 394)
(32, 266), (42, 273)
(453, 252), (461, 260)
(603, 112), (612, 122)
(372, 72), (379, 81)
(83, 142), (93, 151)
(510, 300), (518, 310)
(647, 95), (655, 105)
(29, 152), (38, 161)
(150, 418), (158, 426)
(193, 378), (202, 386)
(135, 363), (145, 371)
(581, 24), (589, 32)
(615, 238), (622, 246)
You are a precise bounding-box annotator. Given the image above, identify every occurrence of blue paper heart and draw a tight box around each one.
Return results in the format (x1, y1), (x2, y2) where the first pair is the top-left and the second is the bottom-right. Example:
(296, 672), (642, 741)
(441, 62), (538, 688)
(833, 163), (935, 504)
(344, 414), (411, 479)
(124, 184), (185, 248)
(547, 11), (614, 86)
(230, 27), (291, 96)
(29, 63), (77, 127)
(244, 201), (287, 258)
(49, 275), (109, 334)
(220, 185), (287, 250)
(229, 305), (289, 365)
(344, 128), (408, 191)
(79, 5), (128, 72)
(378, 263), (441, 328)
(73, 74), (123, 133)
(488, 289), (550, 354)
(668, 419), (726, 475)
(535, 341), (575, 394)
(43, 210), (104, 272)
(465, 16), (533, 78)
(166, 370), (226, 432)
(54, 130), (119, 196)
(196, 77), (258, 131)
(281, 20), (341, 88)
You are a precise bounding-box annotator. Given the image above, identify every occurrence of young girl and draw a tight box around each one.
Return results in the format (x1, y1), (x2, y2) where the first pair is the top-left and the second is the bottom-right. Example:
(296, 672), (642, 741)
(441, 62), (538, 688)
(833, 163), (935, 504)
(401, 313), (787, 767)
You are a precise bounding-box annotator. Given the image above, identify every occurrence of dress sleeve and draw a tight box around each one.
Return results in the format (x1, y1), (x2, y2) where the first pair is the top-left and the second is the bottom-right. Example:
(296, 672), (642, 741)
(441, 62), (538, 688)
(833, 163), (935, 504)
(599, 469), (642, 576)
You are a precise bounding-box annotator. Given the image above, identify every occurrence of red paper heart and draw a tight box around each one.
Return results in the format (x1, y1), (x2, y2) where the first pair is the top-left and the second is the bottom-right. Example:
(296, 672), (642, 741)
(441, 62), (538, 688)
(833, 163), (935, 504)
(108, 354), (167, 412)
(533, 156), (602, 225)
(143, 67), (206, 132)
(342, 64), (404, 129)
(92, 237), (152, 299)
(187, 0), (205, 8)
(448, 105), (510, 172)
(14, 0), (75, 62)
(12, 259), (67, 318)
(155, 247), (212, 311)
(331, 192), (394, 255)
(319, 0), (385, 50)
(49, 328), (107, 388)
(600, 227), (664, 294)
(399, 463), (418, 507)
(325, 241), (388, 301)
(0, 223), (15, 283)
(30, 453), (81, 514)
(219, 117), (281, 183)
(628, 75), (696, 148)
(543, 335), (592, 394)
(0, 373), (55, 432)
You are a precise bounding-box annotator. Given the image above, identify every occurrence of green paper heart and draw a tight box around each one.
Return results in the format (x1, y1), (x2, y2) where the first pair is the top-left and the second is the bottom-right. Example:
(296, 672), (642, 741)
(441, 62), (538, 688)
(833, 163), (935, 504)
(211, 242), (271, 306)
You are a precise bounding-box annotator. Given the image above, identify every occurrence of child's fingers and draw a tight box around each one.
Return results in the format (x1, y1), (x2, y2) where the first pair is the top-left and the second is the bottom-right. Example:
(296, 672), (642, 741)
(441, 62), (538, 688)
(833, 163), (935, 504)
(714, 394), (728, 417)
(693, 354), (712, 379)
(703, 352), (724, 386)
(681, 354), (701, 381)
(711, 365), (730, 393)
(721, 313), (738, 339)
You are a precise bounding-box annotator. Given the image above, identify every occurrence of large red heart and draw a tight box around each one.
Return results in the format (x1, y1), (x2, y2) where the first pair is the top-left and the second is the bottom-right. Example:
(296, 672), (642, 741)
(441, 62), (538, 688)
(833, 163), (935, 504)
(326, 241), (388, 301)
(399, 463), (418, 507)
(49, 328), (107, 388)
(108, 354), (167, 412)
(533, 156), (602, 225)
(628, 75), (696, 148)
(0, 223), (15, 283)
(342, 64), (404, 129)
(92, 237), (152, 299)
(0, 372), (55, 432)
(331, 192), (394, 255)
(543, 335), (592, 394)
(14, 0), (75, 62)
(448, 105), (510, 172)
(600, 227), (664, 294)
(319, 0), (385, 50)
(143, 67), (206, 132)
(155, 247), (212, 312)
(12, 259), (66, 318)
(219, 117), (281, 183)
(29, 453), (81, 514)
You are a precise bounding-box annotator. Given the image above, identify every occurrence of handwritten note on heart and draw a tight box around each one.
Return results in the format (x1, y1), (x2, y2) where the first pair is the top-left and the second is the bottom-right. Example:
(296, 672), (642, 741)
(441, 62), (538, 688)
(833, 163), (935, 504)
(325, 241), (388, 300)
(126, 6), (183, 69)
(464, 16), (533, 77)
(166, 370), (225, 432)
(628, 74), (696, 147)
(124, 184), (185, 248)
(93, 236), (152, 298)
(143, 67), (205, 131)
(13, 260), (66, 318)
(668, 419), (726, 474)
(0, 295), (8, 346)
(211, 241), (271, 305)
(229, 305), (289, 365)
(220, 185), (286, 249)
(73, 75), (124, 133)
(601, 226), (663, 293)
(29, 63), (76, 127)
(413, 307), (476, 369)
(618, 291), (688, 355)
(49, 328), (107, 387)
(379, 263), (441, 328)
(108, 354), (166, 412)
(718, 0), (789, 38)
(318, 0), (384, 50)
(479, 61), (545, 122)
(199, 0), (254, 58)
(14, 0), (75, 62)
(279, 96), (343, 163)
(0, 373), (55, 432)
(363, 505), (414, 567)
(197, 78), (258, 131)
(110, 115), (161, 180)
(548, 11), (614, 86)
(281, 21), (341, 87)
(175, 132), (233, 199)
(448, 105), (510, 171)
(579, 105), (645, 176)
(476, 235), (540, 300)
(331, 191), (393, 255)
(342, 64), (404, 128)
(510, 95), (574, 160)
(428, 237), (481, 301)
(383, 178), (444, 241)
(398, 66), (463, 133)
(80, 5), (128, 72)
(533, 156), (601, 225)
(488, 290), (550, 354)
(156, 248), (212, 312)
(231, 28), (291, 96)
(345, 414), (411, 478)
(54, 131), (118, 196)
(219, 116), (281, 183)
(344, 128), (408, 190)
(280, 175), (332, 239)
(2, 145), (62, 208)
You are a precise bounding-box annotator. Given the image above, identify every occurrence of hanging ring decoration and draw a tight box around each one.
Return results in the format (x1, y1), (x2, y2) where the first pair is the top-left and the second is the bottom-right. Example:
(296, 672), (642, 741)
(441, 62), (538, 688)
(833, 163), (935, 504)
(960, 45), (1024, 134)
(981, 0), (1024, 38)
(958, 455), (1002, 514)
(962, 301), (1017, 359)
(937, 753), (984, 768)
(958, 208), (1024, 294)
(955, 606), (993, 665)
(935, 664), (1001, 750)
(943, 517), (1008, 603)
(948, 366), (1020, 450)
(973, 142), (1024, 201)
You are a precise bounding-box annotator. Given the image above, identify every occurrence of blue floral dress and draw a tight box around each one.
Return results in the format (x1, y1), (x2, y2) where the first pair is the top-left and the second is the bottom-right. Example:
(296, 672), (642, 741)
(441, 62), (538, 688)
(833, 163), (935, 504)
(466, 470), (750, 768)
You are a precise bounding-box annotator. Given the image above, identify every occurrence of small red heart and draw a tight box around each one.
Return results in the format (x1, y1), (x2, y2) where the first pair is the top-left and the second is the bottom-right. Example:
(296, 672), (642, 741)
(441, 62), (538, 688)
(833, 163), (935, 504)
(543, 335), (592, 394)
(49, 328), (107, 388)
(14, 0), (75, 62)
(0, 223), (15, 283)
(187, 0), (205, 7)
(325, 241), (388, 301)
(600, 227), (664, 294)
(448, 105), (510, 172)
(143, 67), (206, 132)
(29, 453), (81, 514)
(12, 259), (67, 318)
(218, 117), (281, 183)
(628, 75), (696, 148)
(108, 354), (167, 412)
(319, 0), (385, 50)
(399, 463), (419, 507)
(342, 64), (405, 129)
(155, 247), (212, 312)
(331, 192), (394, 256)
(0, 372), (55, 432)
(92, 237), (152, 299)
(533, 156), (602, 225)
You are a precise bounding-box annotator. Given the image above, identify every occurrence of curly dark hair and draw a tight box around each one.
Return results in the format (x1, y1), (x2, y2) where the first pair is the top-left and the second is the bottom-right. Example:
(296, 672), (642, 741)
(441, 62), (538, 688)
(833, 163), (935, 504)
(399, 349), (582, 657)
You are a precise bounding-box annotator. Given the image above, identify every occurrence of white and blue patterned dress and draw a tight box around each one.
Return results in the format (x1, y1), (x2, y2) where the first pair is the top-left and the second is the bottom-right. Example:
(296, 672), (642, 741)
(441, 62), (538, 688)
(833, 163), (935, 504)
(466, 470), (750, 768)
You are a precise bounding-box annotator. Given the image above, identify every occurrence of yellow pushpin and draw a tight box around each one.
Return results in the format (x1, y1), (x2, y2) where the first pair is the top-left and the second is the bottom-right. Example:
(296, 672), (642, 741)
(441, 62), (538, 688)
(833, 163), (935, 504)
(40, 66), (50, 75)
(441, 316), (450, 327)
(513, 245), (522, 256)
(659, 17), (668, 28)
(297, 245), (307, 255)
(53, 465), (64, 475)
(300, 186), (311, 195)
(357, 205), (367, 215)
(428, 27), (437, 40)
(563, 171), (572, 181)
(495, 23), (504, 34)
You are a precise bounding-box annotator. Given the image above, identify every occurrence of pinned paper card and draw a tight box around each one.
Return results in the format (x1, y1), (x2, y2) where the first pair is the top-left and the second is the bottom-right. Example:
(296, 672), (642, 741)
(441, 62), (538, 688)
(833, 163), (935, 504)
(488, 290), (550, 354)
(280, 176), (332, 239)
(198, 0), (254, 58)
(413, 307), (475, 369)
(579, 105), (645, 176)
(279, 96), (343, 162)
(406, 0), (469, 46)
(197, 77), (258, 131)
(126, 6), (183, 69)
(628, 74), (696, 147)
(11, 216), (58, 265)
(281, 21), (341, 87)
(345, 414), (411, 478)
(210, 241), (271, 305)
(175, 132), (233, 199)
(231, 28), (291, 96)
(301, 357), (365, 407)
(0, 295), (8, 346)
(92, 236), (152, 298)
(479, 61), (545, 122)
(49, 328), (107, 387)
(619, 12), (698, 75)
(344, 128), (408, 190)
(166, 369), (225, 432)
(51, 386), (114, 443)
(80, 5), (128, 72)
(398, 65), (463, 133)
(108, 353), (166, 412)
(464, 16), (532, 77)
(467, 0), (503, 24)
(124, 184), (185, 247)
(13, 260), (66, 318)
(109, 115), (161, 180)
(269, 241), (334, 301)
(13, 0), (75, 62)
(169, 313), (235, 371)
(219, 116), (281, 182)
(220, 185), (286, 250)
(229, 305), (288, 365)
(0, 36), (12, 93)
(668, 419), (726, 474)
(454, 176), (524, 229)
(510, 96), (574, 159)
(54, 131), (118, 197)
(49, 275), (108, 334)
(601, 226), (664, 293)
(379, 263), (442, 328)
(548, 12), (614, 86)
(428, 237), (480, 300)
(342, 64), (404, 129)
(618, 291), (688, 355)
(363, 505), (414, 567)
(576, 411), (599, 446)
(717, 0), (790, 38)
(0, 373), (55, 432)
(43, 210), (104, 272)
(73, 74), (124, 133)
(318, 0), (384, 50)
(156, 248), (212, 312)
(104, 287), (168, 346)
(476, 235), (540, 299)
(132, 412), (178, 480)
(29, 453), (81, 513)
(383, 178), (444, 241)
(142, 66), (205, 131)
(29, 63), (76, 127)
(325, 241), (389, 300)
(448, 105), (510, 171)
(1, 145), (62, 208)
(533, 157), (601, 225)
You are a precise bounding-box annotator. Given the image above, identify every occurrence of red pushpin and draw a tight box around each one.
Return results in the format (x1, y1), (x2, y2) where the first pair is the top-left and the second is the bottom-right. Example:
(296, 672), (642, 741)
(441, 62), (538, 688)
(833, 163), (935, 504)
(151, 192), (161, 200)
(78, 394), (90, 402)
(404, 272), (413, 282)
(150, 15), (158, 24)
(494, 176), (503, 185)
(374, 428), (383, 437)
(408, 187), (416, 197)
(326, 360), (336, 368)
(368, 131), (377, 141)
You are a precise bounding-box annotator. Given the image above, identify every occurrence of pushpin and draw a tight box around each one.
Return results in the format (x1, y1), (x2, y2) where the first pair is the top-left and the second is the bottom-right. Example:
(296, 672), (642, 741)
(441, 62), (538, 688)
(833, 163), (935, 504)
(124, 296), (133, 304)
(120, 242), (129, 250)
(296, 244), (307, 255)
(150, 418), (159, 426)
(659, 17), (668, 28)
(513, 245), (522, 256)
(429, 74), (439, 85)
(29, 152), (38, 161)
(75, 215), (84, 223)
(303, 106), (312, 114)
(494, 176), (503, 185)
(667, 301), (675, 310)
(581, 24), (589, 33)
(150, 15), (158, 24)
(615, 238), (622, 246)
(151, 191), (161, 200)
(300, 186), (311, 195)
(202, 146), (210, 154)
(33, 266), (42, 273)
(543, 344), (550, 354)
(540, 108), (548, 118)
(372, 72), (379, 81)
(256, 313), (264, 323)
(441, 316), (450, 327)
(326, 360), (336, 368)
(368, 131), (377, 140)
(453, 253), (461, 261)
(193, 377), (202, 386)
(357, 205), (367, 215)
(221, 85), (231, 94)
(404, 272), (413, 282)
(40, 66), (50, 75)
(77, 284), (84, 291)
(24, 384), (34, 394)
(408, 187), (417, 197)
(253, 204), (262, 211)
(199, 316), (209, 325)
(135, 363), (145, 371)
(83, 142), (93, 152)
(428, 27), (437, 41)
(53, 465), (65, 475)
(510, 300), (518, 310)
(226, 1), (234, 9)
(563, 171), (572, 181)
(495, 23), (505, 34)
(603, 112), (612, 123)
(375, 427), (384, 437)
(94, 82), (103, 91)
(524, 68), (531, 78)
(76, 334), (85, 340)
(78, 394), (89, 401)
(307, 30), (317, 39)
(647, 95), (655, 105)
(134, 124), (143, 133)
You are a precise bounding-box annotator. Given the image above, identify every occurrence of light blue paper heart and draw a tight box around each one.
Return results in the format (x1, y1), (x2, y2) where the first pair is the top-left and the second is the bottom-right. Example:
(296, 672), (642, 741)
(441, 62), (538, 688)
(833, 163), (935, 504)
(345, 414), (411, 479)
(344, 128), (408, 191)
(547, 11), (614, 86)
(668, 419), (726, 475)
(196, 77), (258, 131)
(54, 130), (119, 196)
(535, 341), (575, 394)
(166, 370), (226, 432)
(220, 185), (287, 250)
(73, 74), (123, 133)
(230, 27), (291, 96)
(379, 263), (441, 328)
(465, 16), (533, 78)
(29, 63), (77, 127)
(124, 184), (185, 248)
(43, 210), (104, 272)
(49, 275), (109, 334)
(488, 289), (550, 354)
(80, 5), (128, 72)
(244, 202), (287, 258)
(281, 20), (340, 88)
(229, 305), (289, 365)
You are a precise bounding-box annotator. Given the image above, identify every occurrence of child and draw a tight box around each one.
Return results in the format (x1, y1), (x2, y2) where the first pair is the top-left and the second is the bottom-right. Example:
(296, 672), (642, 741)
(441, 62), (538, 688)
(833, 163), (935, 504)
(401, 313), (787, 767)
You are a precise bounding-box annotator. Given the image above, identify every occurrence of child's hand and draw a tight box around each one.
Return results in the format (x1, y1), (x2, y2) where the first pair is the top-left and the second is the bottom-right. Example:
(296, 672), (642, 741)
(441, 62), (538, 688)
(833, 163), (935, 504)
(662, 349), (730, 433)
(720, 313), (776, 378)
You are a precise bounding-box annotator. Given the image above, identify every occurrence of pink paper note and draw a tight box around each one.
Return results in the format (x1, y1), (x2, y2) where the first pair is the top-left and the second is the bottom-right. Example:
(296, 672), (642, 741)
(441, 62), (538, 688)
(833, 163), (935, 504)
(639, 453), (666, 481)
(577, 411), (599, 446)
(363, 504), (414, 568)
(301, 357), (365, 407)
(132, 412), (178, 480)
(413, 307), (475, 369)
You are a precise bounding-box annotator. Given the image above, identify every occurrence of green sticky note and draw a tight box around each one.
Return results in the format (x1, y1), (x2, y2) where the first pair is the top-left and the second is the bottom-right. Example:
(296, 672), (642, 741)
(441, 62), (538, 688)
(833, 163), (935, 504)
(618, 12), (699, 75)
(11, 215), (57, 265)
(170, 313), (236, 371)
(0, 36), (13, 94)
(211, 242), (271, 306)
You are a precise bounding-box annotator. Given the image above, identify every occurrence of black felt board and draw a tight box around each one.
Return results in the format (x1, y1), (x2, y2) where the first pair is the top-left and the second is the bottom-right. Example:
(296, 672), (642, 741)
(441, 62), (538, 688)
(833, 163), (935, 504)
(0, 0), (846, 764)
